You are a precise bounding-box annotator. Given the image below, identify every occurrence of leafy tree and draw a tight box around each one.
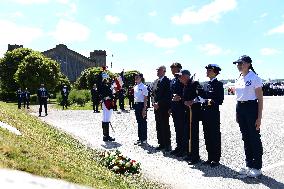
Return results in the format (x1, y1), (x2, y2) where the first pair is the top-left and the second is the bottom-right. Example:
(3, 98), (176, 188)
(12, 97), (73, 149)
(0, 48), (33, 100)
(0, 48), (68, 101)
(75, 67), (114, 90)
(123, 70), (140, 89)
(14, 51), (61, 94)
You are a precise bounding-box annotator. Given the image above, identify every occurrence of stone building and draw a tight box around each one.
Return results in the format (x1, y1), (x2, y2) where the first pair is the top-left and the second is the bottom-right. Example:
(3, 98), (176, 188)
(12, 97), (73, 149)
(42, 44), (106, 82)
(7, 44), (106, 82)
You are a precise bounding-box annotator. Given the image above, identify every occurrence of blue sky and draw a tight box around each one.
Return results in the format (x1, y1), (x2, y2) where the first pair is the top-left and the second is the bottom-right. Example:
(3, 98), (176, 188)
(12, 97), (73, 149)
(0, 0), (284, 82)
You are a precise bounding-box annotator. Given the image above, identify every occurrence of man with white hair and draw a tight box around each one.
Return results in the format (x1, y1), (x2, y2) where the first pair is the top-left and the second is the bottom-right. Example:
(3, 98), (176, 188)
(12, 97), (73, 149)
(152, 65), (172, 151)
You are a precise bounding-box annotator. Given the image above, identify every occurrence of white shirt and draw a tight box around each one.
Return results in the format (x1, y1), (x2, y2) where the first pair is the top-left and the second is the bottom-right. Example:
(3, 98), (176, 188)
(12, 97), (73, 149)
(134, 83), (148, 103)
(235, 71), (262, 101)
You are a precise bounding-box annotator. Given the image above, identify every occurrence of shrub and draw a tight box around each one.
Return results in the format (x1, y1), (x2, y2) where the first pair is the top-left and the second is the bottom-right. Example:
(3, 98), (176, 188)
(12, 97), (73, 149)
(56, 89), (90, 106)
(98, 150), (141, 175)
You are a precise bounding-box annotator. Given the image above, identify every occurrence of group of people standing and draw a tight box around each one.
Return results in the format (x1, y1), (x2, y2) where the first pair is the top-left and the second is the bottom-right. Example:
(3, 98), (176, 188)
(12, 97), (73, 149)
(99, 55), (264, 178)
(16, 87), (31, 109)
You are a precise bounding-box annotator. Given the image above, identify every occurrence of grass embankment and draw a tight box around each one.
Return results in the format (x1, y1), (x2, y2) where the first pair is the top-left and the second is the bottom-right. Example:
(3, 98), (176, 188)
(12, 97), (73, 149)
(0, 102), (161, 189)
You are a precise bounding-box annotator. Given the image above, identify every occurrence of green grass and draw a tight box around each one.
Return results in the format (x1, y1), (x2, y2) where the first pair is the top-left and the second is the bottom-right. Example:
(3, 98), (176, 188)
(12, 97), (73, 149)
(0, 101), (162, 189)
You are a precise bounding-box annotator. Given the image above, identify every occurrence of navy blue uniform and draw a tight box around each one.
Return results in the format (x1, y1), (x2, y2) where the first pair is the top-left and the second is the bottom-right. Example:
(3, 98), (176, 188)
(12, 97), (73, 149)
(91, 87), (101, 112)
(23, 90), (30, 109)
(183, 80), (201, 161)
(170, 76), (186, 154)
(61, 87), (69, 109)
(37, 87), (48, 116)
(199, 78), (224, 163)
(16, 89), (22, 109)
(118, 88), (125, 110)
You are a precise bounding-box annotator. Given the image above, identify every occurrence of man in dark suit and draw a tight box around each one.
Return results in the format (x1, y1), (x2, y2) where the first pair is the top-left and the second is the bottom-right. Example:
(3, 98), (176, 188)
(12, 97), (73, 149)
(152, 65), (172, 151)
(91, 84), (101, 113)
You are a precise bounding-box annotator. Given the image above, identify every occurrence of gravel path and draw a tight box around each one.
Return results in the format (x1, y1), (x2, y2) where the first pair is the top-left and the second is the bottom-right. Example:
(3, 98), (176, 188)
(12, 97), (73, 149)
(31, 96), (284, 189)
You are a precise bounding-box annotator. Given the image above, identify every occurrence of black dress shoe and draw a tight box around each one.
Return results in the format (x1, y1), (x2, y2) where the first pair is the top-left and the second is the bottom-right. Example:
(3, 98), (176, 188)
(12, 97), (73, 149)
(210, 161), (220, 167)
(164, 146), (172, 152)
(170, 149), (179, 155)
(155, 146), (164, 150)
(202, 160), (212, 165)
(188, 159), (201, 165)
(175, 151), (186, 157)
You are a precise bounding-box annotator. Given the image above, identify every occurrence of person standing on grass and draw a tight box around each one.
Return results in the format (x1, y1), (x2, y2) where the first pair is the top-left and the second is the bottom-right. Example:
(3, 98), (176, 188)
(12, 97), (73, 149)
(16, 87), (22, 109)
(37, 83), (48, 117)
(133, 73), (148, 146)
(23, 88), (31, 109)
(233, 55), (264, 178)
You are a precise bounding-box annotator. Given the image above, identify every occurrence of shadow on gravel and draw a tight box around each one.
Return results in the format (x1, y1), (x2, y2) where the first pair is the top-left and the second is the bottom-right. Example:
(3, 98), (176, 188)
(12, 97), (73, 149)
(191, 163), (284, 189)
(140, 144), (160, 154)
(101, 141), (122, 149)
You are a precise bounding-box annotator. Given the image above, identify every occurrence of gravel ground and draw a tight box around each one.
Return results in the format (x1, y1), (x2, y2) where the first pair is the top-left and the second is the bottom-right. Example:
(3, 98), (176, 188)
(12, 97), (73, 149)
(31, 96), (284, 189)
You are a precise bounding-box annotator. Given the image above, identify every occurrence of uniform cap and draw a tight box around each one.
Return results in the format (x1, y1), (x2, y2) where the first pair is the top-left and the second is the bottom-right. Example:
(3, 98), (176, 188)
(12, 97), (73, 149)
(233, 55), (252, 64)
(205, 64), (221, 72)
(175, 69), (191, 76)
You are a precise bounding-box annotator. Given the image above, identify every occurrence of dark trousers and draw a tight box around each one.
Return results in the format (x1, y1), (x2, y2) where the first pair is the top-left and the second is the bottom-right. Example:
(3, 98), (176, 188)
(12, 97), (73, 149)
(236, 102), (263, 169)
(18, 98), (22, 109)
(119, 97), (125, 110)
(23, 98), (29, 108)
(39, 98), (47, 115)
(92, 100), (100, 112)
(185, 103), (201, 160)
(129, 97), (134, 109)
(134, 102), (147, 141)
(202, 106), (221, 162)
(62, 96), (68, 108)
(171, 102), (186, 152)
(154, 107), (171, 147)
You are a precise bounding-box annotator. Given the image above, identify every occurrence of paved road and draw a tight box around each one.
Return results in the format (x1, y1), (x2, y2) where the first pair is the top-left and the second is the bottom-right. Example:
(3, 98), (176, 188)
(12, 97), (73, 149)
(32, 96), (284, 189)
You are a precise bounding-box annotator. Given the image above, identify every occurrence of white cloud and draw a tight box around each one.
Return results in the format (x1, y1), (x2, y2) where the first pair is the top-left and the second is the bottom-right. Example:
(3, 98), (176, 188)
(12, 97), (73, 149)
(55, 2), (77, 18)
(105, 15), (120, 24)
(0, 20), (43, 45)
(171, 0), (237, 25)
(267, 23), (284, 35)
(106, 31), (128, 42)
(198, 43), (231, 55)
(10, 11), (24, 18)
(165, 49), (175, 54)
(182, 34), (192, 43)
(51, 19), (90, 43)
(148, 11), (157, 17)
(260, 48), (281, 56)
(12, 0), (49, 4)
(260, 13), (268, 18)
(56, 0), (69, 4)
(137, 32), (191, 48)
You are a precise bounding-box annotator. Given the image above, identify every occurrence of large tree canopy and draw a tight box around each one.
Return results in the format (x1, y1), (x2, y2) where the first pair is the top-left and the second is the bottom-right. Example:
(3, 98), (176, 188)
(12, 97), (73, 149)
(75, 67), (140, 90)
(0, 48), (33, 100)
(0, 48), (69, 100)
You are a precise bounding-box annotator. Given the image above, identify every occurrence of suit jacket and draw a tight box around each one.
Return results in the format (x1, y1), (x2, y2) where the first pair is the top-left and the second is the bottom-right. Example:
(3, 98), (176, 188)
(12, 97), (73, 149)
(153, 76), (171, 110)
(199, 78), (224, 106)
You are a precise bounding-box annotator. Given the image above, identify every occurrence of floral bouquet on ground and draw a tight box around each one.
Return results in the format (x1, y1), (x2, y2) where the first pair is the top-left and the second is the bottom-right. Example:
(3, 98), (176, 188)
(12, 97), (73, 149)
(98, 150), (141, 175)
